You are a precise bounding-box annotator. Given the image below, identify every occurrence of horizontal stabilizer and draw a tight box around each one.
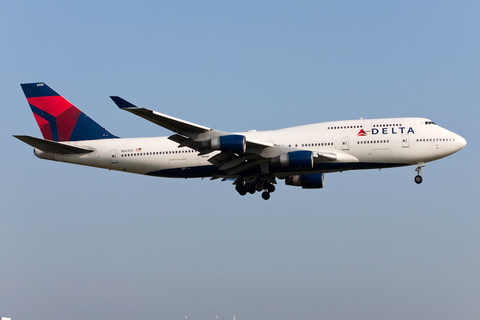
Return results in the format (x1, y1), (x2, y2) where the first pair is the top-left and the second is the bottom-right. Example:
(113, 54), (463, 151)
(14, 135), (93, 154)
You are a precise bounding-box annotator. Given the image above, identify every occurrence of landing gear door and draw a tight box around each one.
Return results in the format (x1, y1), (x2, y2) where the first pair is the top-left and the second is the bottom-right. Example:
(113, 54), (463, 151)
(341, 137), (349, 150)
(402, 135), (409, 148)
(111, 149), (119, 163)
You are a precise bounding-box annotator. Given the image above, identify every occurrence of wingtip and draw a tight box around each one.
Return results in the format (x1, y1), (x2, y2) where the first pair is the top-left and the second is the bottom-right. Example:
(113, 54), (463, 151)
(110, 96), (139, 109)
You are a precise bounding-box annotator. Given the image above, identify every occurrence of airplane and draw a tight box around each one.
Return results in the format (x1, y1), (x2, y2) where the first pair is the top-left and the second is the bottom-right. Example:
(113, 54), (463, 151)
(15, 82), (466, 200)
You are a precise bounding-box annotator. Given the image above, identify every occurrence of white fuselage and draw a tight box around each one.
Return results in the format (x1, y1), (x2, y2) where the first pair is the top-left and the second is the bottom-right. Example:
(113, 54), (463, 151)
(34, 117), (466, 179)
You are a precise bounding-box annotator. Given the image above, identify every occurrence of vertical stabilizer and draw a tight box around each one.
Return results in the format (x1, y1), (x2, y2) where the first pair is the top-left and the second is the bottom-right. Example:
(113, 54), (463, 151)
(21, 82), (117, 141)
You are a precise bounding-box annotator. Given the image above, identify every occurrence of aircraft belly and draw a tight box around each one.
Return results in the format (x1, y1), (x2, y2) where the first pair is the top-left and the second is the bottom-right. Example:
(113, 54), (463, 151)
(146, 165), (225, 178)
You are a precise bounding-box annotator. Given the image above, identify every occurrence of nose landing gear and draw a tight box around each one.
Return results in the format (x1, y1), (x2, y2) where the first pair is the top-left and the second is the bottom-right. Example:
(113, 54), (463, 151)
(414, 163), (425, 184)
(414, 174), (423, 184)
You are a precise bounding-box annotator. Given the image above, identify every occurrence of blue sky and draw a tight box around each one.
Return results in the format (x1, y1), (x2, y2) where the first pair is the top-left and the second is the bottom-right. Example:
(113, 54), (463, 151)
(1, 1), (479, 319)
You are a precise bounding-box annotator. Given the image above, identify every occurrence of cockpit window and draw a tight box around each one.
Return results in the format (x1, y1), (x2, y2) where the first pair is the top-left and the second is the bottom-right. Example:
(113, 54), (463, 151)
(425, 121), (436, 125)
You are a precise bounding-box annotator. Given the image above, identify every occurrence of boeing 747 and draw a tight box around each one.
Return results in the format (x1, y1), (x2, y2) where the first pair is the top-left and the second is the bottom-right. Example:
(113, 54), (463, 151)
(15, 82), (466, 200)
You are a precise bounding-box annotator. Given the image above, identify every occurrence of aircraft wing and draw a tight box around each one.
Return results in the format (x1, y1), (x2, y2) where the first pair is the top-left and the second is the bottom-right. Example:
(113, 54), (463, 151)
(110, 97), (356, 175)
(110, 96), (211, 135)
(110, 96), (274, 151)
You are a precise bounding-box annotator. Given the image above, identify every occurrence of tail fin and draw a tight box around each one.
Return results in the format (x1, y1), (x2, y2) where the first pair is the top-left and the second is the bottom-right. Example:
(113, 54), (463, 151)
(21, 82), (117, 141)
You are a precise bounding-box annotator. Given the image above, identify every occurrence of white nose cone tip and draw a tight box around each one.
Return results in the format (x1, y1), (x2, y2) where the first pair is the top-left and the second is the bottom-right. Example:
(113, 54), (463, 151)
(457, 135), (467, 150)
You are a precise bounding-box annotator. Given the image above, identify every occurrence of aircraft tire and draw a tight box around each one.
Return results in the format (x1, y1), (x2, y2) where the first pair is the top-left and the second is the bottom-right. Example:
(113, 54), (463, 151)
(414, 175), (423, 184)
(267, 184), (276, 193)
(235, 183), (247, 196)
(245, 182), (255, 194)
(261, 191), (270, 200)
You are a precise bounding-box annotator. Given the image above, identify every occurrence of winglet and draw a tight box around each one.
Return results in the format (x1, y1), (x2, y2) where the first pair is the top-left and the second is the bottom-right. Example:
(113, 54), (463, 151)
(110, 96), (138, 109)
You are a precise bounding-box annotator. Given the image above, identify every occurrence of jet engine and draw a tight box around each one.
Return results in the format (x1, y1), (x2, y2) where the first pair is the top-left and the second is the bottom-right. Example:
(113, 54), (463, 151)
(271, 150), (313, 169)
(203, 134), (246, 154)
(285, 173), (324, 189)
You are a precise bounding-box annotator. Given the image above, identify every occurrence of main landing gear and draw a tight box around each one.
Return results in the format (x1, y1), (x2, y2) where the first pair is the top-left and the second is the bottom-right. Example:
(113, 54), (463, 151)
(235, 177), (276, 200)
(414, 163), (425, 184)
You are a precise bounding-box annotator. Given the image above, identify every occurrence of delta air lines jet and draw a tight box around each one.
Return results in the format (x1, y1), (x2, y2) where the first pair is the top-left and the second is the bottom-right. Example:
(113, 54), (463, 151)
(15, 82), (466, 200)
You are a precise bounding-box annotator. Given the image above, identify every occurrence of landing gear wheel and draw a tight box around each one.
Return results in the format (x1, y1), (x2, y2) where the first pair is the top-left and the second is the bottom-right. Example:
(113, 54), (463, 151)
(267, 184), (276, 193)
(235, 183), (247, 196)
(414, 175), (423, 184)
(414, 163), (425, 185)
(245, 182), (255, 194)
(255, 182), (264, 192)
(261, 191), (270, 200)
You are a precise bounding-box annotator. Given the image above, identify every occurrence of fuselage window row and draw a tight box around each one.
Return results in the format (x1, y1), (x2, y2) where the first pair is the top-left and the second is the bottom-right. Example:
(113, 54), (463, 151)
(357, 140), (390, 144)
(416, 138), (455, 142)
(327, 124), (404, 130)
(301, 142), (334, 147)
(328, 125), (362, 130)
(373, 124), (402, 128)
(121, 149), (199, 157)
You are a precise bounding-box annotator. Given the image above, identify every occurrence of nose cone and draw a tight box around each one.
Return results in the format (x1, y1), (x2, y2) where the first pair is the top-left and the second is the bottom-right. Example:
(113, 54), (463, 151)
(457, 135), (467, 150)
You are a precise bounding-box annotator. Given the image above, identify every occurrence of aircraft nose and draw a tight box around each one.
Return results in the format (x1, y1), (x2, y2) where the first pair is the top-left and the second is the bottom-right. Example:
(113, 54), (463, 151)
(457, 135), (467, 150)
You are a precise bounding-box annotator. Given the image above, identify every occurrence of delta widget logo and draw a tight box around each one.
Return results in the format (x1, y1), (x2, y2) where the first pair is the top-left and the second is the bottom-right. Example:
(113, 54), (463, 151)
(357, 129), (367, 136)
(357, 127), (415, 137)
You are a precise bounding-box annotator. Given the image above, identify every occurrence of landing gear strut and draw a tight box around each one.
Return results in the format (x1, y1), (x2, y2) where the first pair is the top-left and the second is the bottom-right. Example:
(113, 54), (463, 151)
(414, 163), (424, 184)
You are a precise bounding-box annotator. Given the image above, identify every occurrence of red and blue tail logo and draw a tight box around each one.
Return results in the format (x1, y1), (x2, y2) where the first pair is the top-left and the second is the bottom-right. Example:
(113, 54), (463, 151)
(21, 82), (117, 141)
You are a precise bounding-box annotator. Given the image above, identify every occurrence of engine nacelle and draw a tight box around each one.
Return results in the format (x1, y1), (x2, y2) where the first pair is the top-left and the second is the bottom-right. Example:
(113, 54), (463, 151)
(205, 134), (246, 154)
(271, 150), (313, 169)
(285, 173), (324, 189)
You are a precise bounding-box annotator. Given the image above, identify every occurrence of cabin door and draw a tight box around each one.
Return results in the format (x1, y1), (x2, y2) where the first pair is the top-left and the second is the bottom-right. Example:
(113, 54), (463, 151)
(111, 149), (119, 164)
(402, 135), (409, 148)
(342, 137), (349, 150)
